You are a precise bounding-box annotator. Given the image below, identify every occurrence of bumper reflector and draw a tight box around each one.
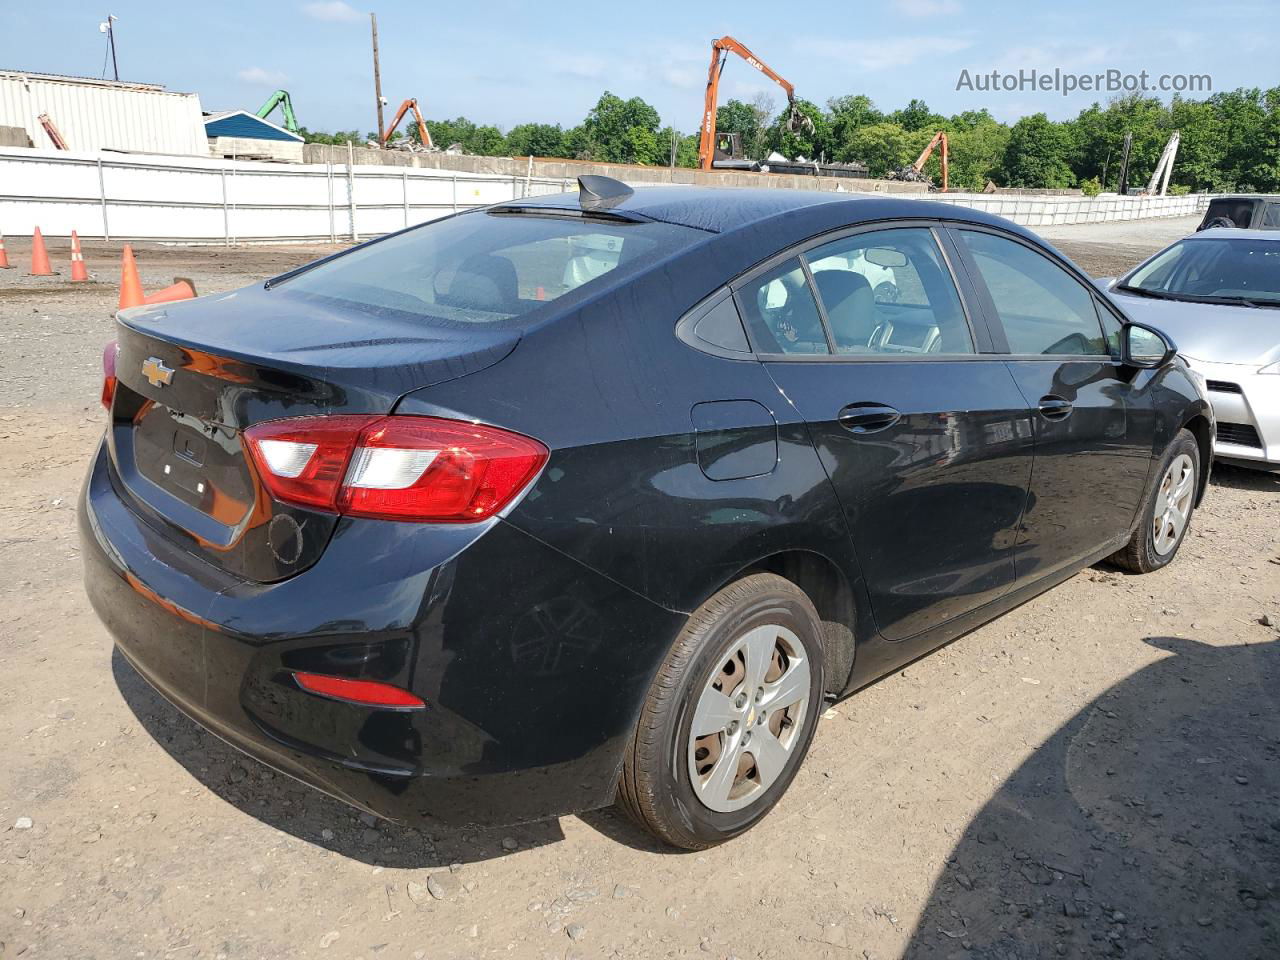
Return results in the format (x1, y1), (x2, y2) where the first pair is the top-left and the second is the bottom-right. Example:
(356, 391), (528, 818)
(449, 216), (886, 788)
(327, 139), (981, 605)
(293, 672), (426, 709)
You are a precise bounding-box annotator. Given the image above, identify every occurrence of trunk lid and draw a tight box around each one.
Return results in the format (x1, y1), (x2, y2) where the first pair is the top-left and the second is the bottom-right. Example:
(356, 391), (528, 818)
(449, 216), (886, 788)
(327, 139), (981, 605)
(106, 284), (519, 582)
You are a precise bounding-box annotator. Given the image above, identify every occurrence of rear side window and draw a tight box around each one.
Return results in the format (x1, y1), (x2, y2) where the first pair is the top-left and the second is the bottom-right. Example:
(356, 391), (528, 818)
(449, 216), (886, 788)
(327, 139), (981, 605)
(279, 211), (703, 328)
(737, 259), (830, 355)
(958, 230), (1108, 356)
(1263, 203), (1280, 228)
(806, 228), (973, 354)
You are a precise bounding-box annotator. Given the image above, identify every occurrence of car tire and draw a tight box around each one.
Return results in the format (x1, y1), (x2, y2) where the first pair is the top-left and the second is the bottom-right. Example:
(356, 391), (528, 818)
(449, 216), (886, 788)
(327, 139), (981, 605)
(1108, 428), (1200, 574)
(617, 573), (826, 850)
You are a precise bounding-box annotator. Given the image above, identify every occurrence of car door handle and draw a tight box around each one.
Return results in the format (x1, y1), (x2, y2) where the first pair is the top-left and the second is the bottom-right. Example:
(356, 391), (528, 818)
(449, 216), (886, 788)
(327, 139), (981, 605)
(1037, 396), (1073, 420)
(838, 403), (902, 434)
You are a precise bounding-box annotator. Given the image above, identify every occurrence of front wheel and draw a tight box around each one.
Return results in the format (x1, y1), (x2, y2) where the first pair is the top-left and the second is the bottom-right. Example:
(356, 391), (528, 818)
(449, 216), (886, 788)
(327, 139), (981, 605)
(617, 573), (825, 849)
(1109, 428), (1200, 573)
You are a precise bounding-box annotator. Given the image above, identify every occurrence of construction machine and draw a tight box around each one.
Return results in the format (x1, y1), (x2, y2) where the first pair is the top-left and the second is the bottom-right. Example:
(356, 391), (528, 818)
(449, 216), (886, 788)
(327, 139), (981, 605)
(256, 90), (300, 135)
(890, 130), (949, 192)
(380, 98), (433, 150)
(1144, 131), (1180, 196)
(698, 35), (813, 171)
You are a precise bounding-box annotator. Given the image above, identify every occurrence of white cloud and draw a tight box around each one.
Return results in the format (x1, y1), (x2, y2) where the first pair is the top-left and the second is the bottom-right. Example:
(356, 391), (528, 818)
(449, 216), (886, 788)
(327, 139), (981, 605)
(237, 66), (288, 85)
(892, 0), (962, 16)
(802, 34), (973, 72)
(302, 1), (361, 22)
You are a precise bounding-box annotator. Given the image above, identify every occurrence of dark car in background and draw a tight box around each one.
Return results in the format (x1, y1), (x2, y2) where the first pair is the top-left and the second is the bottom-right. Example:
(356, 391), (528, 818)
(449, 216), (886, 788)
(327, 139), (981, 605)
(1197, 195), (1280, 231)
(81, 179), (1212, 849)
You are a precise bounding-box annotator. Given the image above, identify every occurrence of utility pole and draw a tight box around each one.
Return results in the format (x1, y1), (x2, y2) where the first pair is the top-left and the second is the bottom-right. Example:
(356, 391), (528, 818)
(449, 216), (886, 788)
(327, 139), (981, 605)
(1117, 131), (1133, 196)
(99, 15), (119, 81)
(371, 13), (385, 148)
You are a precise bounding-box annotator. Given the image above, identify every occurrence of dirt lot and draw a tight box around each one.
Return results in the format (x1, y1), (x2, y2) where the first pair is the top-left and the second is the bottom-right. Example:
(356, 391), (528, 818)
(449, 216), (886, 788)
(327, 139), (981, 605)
(2, 220), (1277, 960)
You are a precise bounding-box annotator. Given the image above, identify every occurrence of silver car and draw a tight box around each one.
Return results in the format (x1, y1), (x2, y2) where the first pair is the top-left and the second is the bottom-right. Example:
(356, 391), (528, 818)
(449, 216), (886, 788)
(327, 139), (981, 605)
(1101, 228), (1280, 471)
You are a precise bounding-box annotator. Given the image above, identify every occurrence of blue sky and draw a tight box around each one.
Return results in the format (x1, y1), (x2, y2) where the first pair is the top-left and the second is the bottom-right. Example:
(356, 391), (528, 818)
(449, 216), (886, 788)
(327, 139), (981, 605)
(3, 0), (1275, 134)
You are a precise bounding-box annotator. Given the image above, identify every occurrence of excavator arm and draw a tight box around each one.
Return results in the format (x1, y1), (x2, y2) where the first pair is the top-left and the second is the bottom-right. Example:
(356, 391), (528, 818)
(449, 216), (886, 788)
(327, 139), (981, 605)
(381, 98), (433, 150)
(256, 90), (300, 135)
(698, 35), (811, 171)
(910, 130), (949, 192)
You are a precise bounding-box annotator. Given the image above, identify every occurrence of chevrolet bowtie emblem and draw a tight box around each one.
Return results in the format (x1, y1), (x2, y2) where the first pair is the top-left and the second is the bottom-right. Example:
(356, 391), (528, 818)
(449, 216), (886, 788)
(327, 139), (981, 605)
(142, 357), (174, 388)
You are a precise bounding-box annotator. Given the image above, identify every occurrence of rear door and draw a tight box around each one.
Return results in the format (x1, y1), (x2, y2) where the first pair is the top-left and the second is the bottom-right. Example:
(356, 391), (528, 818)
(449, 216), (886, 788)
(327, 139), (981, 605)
(949, 227), (1156, 583)
(740, 224), (1035, 641)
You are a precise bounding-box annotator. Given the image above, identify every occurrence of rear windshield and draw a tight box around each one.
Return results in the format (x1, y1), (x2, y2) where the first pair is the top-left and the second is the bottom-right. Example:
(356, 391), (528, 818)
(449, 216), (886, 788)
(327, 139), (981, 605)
(278, 210), (704, 327)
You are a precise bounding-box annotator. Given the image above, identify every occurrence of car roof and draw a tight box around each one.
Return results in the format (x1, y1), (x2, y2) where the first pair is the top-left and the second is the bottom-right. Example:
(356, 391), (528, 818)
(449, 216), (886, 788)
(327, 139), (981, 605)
(1191, 227), (1280, 240)
(507, 185), (1018, 235)
(1208, 195), (1280, 201)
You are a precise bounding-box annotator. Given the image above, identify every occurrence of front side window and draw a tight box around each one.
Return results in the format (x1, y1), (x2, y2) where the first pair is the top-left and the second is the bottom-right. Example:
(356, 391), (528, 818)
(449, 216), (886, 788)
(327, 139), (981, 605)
(806, 227), (973, 354)
(959, 230), (1108, 356)
(737, 259), (830, 355)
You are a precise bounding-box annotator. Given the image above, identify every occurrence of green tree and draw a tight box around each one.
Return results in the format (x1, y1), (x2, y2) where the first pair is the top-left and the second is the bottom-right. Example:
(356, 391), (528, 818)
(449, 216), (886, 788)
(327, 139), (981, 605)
(467, 124), (506, 156)
(424, 116), (477, 149)
(504, 122), (566, 158)
(764, 99), (831, 160)
(944, 122), (1010, 191)
(891, 98), (945, 133)
(826, 94), (883, 154)
(575, 92), (665, 164)
(840, 122), (914, 178)
(1000, 113), (1076, 188)
(715, 98), (772, 160)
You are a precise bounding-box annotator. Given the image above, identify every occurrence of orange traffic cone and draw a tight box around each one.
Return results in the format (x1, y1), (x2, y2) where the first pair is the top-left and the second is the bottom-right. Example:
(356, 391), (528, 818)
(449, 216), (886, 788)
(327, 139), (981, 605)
(29, 226), (53, 276)
(118, 245), (145, 309)
(0, 233), (11, 268)
(70, 230), (89, 282)
(143, 278), (197, 305)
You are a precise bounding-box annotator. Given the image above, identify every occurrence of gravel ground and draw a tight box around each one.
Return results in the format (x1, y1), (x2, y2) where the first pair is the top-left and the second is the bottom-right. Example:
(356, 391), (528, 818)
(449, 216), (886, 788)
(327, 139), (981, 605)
(1, 219), (1277, 960)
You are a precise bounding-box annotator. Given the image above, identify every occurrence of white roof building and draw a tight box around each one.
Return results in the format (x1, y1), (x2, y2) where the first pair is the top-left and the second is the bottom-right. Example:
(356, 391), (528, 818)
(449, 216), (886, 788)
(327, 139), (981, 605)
(0, 70), (207, 155)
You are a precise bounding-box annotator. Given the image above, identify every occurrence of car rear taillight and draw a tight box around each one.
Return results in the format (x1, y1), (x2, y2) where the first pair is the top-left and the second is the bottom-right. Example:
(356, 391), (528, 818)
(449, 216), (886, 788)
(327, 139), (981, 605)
(243, 415), (548, 523)
(293, 672), (426, 709)
(101, 341), (118, 410)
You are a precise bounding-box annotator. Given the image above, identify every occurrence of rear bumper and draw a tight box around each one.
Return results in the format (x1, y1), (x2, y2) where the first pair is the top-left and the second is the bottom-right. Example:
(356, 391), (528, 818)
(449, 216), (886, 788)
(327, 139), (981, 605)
(79, 439), (683, 825)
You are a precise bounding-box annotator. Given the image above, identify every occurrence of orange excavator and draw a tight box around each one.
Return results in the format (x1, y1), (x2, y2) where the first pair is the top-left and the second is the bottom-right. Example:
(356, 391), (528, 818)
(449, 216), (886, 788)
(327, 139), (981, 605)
(893, 130), (949, 192)
(380, 98), (433, 150)
(698, 35), (813, 171)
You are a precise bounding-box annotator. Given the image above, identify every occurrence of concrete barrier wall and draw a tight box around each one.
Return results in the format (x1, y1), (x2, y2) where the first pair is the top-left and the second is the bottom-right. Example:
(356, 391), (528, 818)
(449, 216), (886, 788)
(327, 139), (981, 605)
(300, 142), (931, 195)
(0, 145), (1212, 241)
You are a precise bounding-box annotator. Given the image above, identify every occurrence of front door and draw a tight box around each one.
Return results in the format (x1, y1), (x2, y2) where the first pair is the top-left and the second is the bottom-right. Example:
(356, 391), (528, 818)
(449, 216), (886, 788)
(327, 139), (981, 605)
(736, 225), (1035, 641)
(951, 228), (1156, 582)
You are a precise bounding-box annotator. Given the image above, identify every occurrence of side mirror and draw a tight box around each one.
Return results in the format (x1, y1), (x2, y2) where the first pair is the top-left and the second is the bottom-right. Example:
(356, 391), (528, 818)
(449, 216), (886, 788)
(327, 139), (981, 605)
(1122, 322), (1177, 369)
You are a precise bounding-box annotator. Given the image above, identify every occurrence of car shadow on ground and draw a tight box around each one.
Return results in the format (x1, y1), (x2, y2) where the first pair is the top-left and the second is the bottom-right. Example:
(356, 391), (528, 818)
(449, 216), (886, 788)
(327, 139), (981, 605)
(902, 635), (1279, 959)
(111, 648), (565, 867)
(1210, 462), (1279, 493)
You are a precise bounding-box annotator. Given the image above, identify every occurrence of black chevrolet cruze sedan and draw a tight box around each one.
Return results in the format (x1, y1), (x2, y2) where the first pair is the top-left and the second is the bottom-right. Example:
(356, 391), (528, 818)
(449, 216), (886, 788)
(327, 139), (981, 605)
(81, 178), (1212, 849)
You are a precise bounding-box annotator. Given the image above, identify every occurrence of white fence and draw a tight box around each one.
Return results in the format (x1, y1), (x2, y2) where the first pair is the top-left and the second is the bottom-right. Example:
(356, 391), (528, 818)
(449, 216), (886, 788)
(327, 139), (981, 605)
(0, 145), (1213, 242)
(0, 146), (575, 242)
(924, 190), (1209, 226)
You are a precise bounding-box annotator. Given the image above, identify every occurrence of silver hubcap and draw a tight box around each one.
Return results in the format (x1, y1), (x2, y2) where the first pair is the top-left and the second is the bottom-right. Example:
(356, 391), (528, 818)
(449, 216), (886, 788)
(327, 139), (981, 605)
(687, 624), (810, 813)
(1152, 453), (1195, 556)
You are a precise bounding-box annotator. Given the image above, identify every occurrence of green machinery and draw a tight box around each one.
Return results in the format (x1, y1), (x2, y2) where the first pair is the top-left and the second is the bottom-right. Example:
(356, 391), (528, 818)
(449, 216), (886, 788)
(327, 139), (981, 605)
(256, 90), (300, 135)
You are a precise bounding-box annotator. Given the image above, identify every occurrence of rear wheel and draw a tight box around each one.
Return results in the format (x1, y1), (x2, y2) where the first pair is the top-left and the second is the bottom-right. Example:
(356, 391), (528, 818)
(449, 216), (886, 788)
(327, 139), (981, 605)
(617, 574), (825, 849)
(1109, 428), (1200, 573)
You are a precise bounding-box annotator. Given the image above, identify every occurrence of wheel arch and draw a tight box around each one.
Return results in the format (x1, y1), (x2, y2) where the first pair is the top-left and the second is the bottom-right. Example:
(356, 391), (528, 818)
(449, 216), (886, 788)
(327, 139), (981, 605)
(736, 549), (860, 697)
(1181, 412), (1212, 506)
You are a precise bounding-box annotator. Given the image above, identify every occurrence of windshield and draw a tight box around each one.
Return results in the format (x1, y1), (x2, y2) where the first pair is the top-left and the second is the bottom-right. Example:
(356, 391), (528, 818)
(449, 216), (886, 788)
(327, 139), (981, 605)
(1122, 237), (1280, 305)
(278, 210), (704, 327)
